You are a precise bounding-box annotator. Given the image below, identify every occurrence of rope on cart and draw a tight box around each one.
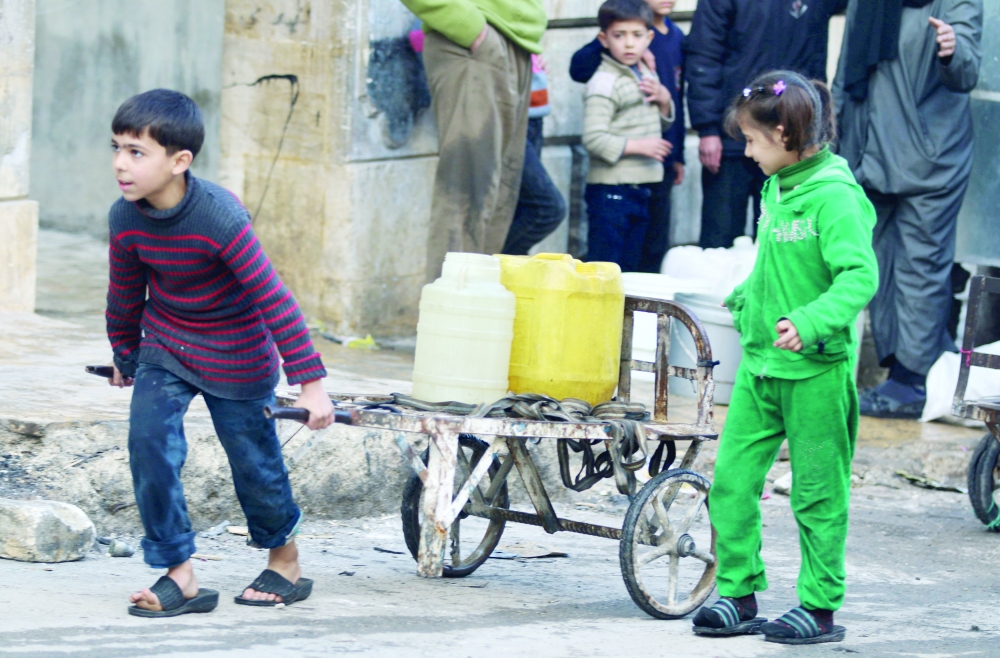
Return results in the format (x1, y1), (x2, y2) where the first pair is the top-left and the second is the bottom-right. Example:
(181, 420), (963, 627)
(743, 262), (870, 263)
(385, 393), (654, 496)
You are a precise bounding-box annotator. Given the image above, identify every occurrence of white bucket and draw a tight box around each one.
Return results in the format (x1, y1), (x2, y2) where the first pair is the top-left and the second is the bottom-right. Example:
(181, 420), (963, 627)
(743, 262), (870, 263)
(668, 292), (742, 405)
(621, 273), (713, 383)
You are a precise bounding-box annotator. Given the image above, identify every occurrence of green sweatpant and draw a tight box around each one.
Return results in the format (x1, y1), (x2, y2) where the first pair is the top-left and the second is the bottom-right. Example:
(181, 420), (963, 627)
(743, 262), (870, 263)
(709, 359), (857, 611)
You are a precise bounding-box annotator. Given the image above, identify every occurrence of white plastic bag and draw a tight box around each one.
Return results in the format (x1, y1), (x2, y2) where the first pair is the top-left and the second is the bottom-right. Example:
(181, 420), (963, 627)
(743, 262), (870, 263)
(920, 340), (1000, 425)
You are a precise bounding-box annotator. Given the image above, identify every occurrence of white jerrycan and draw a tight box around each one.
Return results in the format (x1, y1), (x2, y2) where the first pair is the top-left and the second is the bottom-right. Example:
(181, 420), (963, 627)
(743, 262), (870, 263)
(411, 253), (516, 404)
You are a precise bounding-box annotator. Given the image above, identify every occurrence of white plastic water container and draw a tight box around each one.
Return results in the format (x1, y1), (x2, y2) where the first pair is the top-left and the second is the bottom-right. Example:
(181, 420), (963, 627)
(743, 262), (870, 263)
(669, 292), (742, 404)
(411, 253), (516, 404)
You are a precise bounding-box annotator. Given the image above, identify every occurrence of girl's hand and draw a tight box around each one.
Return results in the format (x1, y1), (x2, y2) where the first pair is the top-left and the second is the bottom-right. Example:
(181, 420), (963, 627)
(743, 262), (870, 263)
(773, 319), (803, 352)
(295, 380), (335, 430)
(928, 17), (956, 59)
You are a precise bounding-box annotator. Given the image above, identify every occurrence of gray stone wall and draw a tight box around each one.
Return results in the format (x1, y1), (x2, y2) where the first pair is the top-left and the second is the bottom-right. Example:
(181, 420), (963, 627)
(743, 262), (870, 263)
(30, 0), (224, 236)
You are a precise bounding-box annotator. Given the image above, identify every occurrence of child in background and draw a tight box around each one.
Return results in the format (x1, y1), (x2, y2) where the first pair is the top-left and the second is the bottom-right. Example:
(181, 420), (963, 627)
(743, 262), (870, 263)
(581, 0), (674, 271)
(571, 0), (685, 273)
(692, 71), (878, 645)
(502, 54), (568, 255)
(105, 89), (335, 617)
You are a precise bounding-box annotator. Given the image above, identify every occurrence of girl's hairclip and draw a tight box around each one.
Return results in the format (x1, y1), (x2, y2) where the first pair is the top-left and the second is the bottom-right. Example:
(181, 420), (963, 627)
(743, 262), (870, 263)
(742, 87), (752, 97)
(773, 80), (787, 95)
(743, 85), (766, 98)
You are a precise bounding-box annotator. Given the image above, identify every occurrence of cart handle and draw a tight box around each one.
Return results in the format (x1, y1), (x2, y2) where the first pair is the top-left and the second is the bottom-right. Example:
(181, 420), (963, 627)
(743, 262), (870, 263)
(263, 406), (354, 426)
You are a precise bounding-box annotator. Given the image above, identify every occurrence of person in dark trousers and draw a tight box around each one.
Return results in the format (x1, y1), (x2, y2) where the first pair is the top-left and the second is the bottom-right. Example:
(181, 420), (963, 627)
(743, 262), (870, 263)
(834, 0), (983, 418)
(570, 0), (686, 273)
(502, 54), (568, 255)
(104, 90), (335, 617)
(685, 0), (843, 249)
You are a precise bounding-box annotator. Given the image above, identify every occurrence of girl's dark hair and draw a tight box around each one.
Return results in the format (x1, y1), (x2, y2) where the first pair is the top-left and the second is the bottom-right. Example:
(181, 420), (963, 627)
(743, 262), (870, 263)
(112, 89), (205, 158)
(598, 0), (654, 31)
(723, 70), (835, 153)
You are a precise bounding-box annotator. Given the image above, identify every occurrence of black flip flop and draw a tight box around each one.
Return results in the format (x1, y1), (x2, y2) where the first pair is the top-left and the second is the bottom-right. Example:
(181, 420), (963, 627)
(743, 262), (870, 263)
(762, 607), (846, 644)
(692, 597), (766, 636)
(128, 576), (219, 618)
(234, 568), (314, 607)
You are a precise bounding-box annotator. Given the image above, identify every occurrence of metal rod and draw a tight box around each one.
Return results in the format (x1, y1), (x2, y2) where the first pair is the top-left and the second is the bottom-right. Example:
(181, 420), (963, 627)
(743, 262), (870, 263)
(466, 504), (623, 540)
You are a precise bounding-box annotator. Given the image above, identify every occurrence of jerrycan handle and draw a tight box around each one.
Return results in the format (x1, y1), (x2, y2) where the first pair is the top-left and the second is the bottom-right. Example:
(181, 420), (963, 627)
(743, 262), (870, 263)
(457, 262), (468, 291)
(534, 253), (575, 264)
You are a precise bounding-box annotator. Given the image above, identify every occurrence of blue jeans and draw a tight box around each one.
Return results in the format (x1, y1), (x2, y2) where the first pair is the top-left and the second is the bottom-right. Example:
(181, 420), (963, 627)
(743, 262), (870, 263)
(502, 117), (567, 255)
(129, 364), (301, 568)
(585, 183), (652, 272)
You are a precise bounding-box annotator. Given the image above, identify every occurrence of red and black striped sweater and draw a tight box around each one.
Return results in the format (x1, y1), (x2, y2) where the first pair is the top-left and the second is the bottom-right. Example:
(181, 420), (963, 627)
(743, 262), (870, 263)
(106, 173), (326, 400)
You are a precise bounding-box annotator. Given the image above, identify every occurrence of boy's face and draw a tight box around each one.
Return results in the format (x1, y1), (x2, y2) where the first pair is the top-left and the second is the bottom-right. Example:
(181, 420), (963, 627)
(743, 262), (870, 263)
(645, 0), (675, 17)
(741, 120), (798, 176)
(111, 130), (191, 204)
(598, 20), (654, 67)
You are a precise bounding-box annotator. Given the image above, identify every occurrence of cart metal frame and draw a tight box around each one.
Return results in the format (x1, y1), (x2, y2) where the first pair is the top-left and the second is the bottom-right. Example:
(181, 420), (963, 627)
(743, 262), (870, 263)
(277, 295), (720, 617)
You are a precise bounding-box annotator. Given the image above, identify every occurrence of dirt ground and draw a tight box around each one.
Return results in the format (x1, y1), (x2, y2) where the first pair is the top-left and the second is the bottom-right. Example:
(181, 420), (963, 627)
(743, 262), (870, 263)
(0, 230), (997, 656)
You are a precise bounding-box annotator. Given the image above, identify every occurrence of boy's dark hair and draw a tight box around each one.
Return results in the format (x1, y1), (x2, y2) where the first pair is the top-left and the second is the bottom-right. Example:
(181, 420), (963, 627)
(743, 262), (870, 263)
(598, 0), (654, 31)
(112, 89), (205, 158)
(724, 70), (836, 153)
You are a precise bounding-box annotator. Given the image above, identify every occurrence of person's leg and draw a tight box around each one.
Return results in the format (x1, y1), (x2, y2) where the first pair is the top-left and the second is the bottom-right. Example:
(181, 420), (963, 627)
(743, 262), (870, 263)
(127, 364), (202, 610)
(422, 26), (532, 281)
(861, 182), (967, 417)
(620, 185), (653, 272)
(694, 365), (783, 634)
(699, 155), (753, 249)
(890, 185), (966, 374)
(761, 362), (855, 642)
(501, 118), (567, 255)
(203, 390), (304, 603)
(865, 189), (901, 367)
(638, 168), (674, 273)
(709, 365), (785, 598)
(585, 184), (630, 265)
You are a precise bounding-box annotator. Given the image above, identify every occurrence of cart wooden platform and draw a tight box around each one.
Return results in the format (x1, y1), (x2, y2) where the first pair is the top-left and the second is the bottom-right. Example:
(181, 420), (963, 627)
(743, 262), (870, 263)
(271, 296), (721, 618)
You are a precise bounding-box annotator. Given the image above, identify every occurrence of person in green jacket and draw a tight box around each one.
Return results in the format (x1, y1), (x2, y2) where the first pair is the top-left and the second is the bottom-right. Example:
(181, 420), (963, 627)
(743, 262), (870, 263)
(399, 0), (547, 283)
(691, 70), (878, 645)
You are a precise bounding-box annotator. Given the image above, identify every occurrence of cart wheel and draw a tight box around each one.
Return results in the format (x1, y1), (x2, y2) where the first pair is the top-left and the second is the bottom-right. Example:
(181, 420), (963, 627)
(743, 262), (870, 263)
(968, 432), (1000, 530)
(400, 435), (509, 577)
(620, 468), (716, 619)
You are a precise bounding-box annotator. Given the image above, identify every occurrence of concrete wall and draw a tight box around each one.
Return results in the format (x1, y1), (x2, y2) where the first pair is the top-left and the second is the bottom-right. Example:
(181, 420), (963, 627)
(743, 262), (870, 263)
(0, 0), (39, 312)
(30, 0), (224, 236)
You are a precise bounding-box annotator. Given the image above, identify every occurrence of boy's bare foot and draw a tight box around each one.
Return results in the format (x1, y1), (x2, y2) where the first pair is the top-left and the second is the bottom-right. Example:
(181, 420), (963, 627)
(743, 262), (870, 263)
(241, 541), (301, 603)
(130, 560), (199, 611)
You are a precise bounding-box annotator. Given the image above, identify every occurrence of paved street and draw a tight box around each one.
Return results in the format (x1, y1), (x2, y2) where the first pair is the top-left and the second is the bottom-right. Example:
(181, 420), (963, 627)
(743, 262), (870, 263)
(0, 483), (998, 657)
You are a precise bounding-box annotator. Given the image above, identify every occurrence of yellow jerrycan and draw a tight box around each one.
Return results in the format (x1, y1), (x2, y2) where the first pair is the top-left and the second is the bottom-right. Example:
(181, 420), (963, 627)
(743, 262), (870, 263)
(412, 253), (516, 404)
(496, 253), (624, 405)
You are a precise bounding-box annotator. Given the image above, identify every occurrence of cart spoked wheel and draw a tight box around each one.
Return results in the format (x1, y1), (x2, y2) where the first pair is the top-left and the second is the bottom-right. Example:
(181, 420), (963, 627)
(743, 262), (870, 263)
(401, 434), (510, 577)
(620, 469), (717, 619)
(968, 432), (1000, 530)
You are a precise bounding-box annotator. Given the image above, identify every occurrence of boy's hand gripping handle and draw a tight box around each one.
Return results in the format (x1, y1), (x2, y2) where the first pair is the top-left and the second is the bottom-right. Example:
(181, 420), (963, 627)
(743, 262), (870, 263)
(263, 406), (354, 425)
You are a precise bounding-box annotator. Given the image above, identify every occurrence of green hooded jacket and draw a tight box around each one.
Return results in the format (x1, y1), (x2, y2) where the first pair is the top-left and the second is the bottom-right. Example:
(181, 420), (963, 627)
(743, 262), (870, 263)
(724, 147), (879, 380)
(401, 0), (546, 54)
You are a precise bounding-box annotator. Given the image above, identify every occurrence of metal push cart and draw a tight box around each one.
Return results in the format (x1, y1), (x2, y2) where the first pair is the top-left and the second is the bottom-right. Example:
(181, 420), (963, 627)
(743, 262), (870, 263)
(272, 296), (721, 618)
(954, 276), (1000, 529)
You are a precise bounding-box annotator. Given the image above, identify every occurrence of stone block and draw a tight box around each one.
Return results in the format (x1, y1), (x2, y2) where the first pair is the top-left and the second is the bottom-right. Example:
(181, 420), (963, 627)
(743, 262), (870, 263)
(0, 199), (38, 311)
(0, 0), (36, 200)
(0, 498), (95, 562)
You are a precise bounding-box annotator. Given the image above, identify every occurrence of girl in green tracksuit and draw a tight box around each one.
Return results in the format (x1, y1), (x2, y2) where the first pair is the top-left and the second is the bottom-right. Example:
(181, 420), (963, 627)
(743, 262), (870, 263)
(691, 70), (878, 646)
